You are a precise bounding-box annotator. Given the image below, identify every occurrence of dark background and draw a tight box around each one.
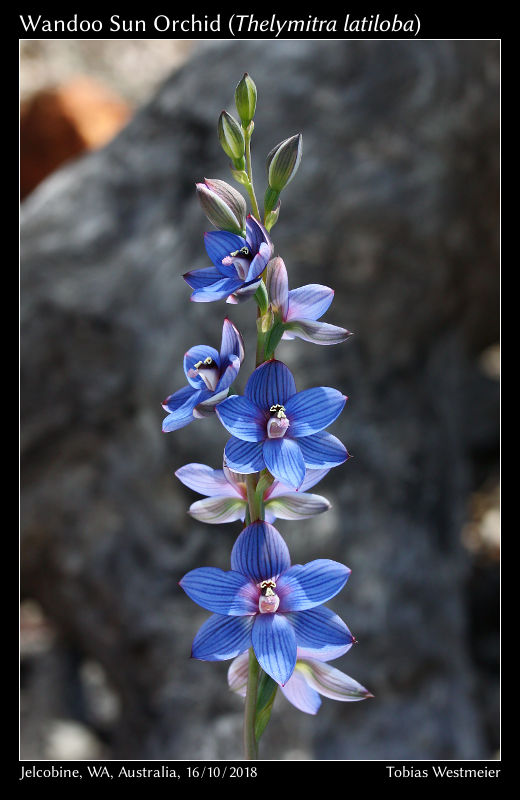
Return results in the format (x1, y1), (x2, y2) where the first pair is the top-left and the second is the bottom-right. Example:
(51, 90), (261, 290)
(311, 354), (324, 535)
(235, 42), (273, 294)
(20, 40), (499, 760)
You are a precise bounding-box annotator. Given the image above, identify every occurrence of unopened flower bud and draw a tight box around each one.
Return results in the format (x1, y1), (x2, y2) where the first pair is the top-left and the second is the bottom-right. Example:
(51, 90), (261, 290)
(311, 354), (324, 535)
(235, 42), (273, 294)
(196, 178), (246, 235)
(266, 133), (303, 192)
(218, 111), (245, 168)
(235, 73), (257, 127)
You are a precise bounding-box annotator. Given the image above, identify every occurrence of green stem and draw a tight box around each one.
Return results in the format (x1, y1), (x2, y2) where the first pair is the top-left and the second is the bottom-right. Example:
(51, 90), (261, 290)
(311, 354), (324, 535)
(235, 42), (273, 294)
(243, 648), (260, 759)
(244, 128), (261, 221)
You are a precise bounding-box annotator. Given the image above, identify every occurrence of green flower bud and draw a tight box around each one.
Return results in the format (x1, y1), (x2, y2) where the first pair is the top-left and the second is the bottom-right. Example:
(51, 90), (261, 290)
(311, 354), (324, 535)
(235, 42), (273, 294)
(266, 133), (303, 192)
(218, 111), (245, 167)
(235, 73), (257, 127)
(196, 178), (246, 235)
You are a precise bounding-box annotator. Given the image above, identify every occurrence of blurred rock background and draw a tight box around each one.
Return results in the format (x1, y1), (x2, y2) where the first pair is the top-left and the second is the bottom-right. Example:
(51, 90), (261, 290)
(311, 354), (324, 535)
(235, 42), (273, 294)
(20, 40), (499, 760)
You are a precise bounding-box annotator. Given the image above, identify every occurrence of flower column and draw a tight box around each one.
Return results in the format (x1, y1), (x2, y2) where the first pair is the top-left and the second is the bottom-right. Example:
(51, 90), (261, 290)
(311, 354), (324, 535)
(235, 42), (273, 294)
(163, 73), (372, 759)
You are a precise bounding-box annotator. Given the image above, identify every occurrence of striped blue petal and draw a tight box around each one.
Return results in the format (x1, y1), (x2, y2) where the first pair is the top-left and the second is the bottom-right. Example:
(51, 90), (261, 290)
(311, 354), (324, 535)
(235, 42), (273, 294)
(231, 521), (291, 583)
(277, 560), (351, 612)
(264, 492), (330, 521)
(283, 319), (351, 345)
(280, 668), (322, 714)
(175, 463), (241, 498)
(287, 606), (354, 660)
(216, 355), (241, 393)
(188, 496), (246, 524)
(190, 277), (243, 303)
(245, 215), (272, 257)
(227, 279), (261, 303)
(297, 431), (349, 468)
(245, 241), (272, 283)
(183, 266), (222, 290)
(219, 317), (245, 362)
(191, 614), (253, 661)
(224, 437), (265, 473)
(285, 388), (347, 437)
(204, 230), (245, 273)
(162, 384), (198, 413)
(252, 613), (297, 686)
(286, 284), (334, 322)
(266, 468), (331, 498)
(245, 360), (296, 410)
(263, 438), (306, 490)
(266, 257), (289, 317)
(184, 345), (220, 388)
(216, 396), (266, 442)
(162, 388), (206, 432)
(180, 567), (257, 615)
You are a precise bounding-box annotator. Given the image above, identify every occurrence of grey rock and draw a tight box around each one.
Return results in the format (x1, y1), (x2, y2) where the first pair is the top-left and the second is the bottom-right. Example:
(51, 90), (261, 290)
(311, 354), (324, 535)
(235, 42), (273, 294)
(21, 40), (499, 759)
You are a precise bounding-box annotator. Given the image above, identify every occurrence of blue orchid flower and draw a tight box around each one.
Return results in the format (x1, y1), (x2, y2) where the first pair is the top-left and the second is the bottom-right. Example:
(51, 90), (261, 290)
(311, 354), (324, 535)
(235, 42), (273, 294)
(183, 215), (273, 303)
(179, 521), (352, 686)
(266, 257), (352, 345)
(215, 360), (349, 490)
(228, 649), (372, 715)
(162, 318), (244, 433)
(175, 462), (331, 524)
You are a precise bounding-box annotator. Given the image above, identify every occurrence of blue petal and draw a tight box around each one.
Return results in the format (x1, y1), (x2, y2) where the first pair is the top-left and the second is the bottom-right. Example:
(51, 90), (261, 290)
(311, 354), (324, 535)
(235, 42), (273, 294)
(175, 463), (241, 498)
(162, 388), (206, 432)
(245, 215), (271, 256)
(204, 231), (245, 274)
(162, 384), (198, 413)
(245, 241), (272, 283)
(216, 355), (241, 393)
(285, 388), (346, 437)
(283, 319), (351, 345)
(190, 277), (243, 303)
(219, 318), (245, 363)
(180, 567), (257, 615)
(277, 560), (351, 612)
(263, 438), (306, 490)
(245, 360), (296, 410)
(280, 669), (322, 714)
(286, 285), (334, 322)
(231, 521), (291, 583)
(224, 437), (265, 473)
(217, 396), (266, 442)
(266, 257), (289, 317)
(297, 431), (349, 468)
(252, 613), (297, 686)
(266, 467), (331, 499)
(183, 266), (222, 290)
(227, 279), (261, 302)
(184, 345), (220, 388)
(191, 614), (253, 661)
(288, 606), (354, 660)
